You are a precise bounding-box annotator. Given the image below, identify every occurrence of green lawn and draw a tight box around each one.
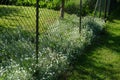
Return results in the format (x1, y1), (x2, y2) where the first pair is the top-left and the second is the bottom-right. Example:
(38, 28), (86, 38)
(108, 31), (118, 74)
(0, 5), (59, 33)
(67, 19), (120, 79)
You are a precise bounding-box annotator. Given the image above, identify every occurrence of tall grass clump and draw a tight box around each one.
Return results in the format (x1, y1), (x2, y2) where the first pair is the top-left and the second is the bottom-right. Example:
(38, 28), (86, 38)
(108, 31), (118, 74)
(0, 15), (104, 80)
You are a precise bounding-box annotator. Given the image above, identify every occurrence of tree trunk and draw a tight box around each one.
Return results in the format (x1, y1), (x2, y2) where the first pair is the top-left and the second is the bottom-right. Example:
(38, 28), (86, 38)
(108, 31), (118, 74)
(60, 0), (65, 18)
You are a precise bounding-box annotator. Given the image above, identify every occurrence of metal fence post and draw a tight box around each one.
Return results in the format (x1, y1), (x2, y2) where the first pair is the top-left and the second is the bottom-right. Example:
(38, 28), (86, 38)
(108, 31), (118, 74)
(33, 0), (39, 78)
(99, 0), (102, 18)
(79, 0), (82, 33)
(104, 0), (108, 22)
(36, 0), (39, 65)
(94, 0), (99, 16)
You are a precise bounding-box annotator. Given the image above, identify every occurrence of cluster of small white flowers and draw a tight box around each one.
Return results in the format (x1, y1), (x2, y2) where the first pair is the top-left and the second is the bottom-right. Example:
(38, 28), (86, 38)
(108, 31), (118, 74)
(32, 47), (69, 80)
(2, 60), (32, 80)
(0, 15), (104, 80)
(0, 66), (5, 77)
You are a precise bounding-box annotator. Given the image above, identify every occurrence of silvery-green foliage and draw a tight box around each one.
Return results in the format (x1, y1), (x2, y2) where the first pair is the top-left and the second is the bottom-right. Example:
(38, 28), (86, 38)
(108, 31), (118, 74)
(41, 15), (104, 56)
(34, 48), (68, 80)
(0, 26), (36, 79)
(82, 16), (104, 35)
(0, 15), (104, 80)
(0, 40), (35, 68)
(0, 59), (32, 80)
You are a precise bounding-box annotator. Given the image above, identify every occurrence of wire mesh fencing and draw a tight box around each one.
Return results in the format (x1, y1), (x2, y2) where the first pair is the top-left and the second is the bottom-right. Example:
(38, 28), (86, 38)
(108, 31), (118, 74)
(0, 0), (106, 80)
(0, 0), (64, 79)
(0, 0), (36, 79)
(1, 0), (82, 80)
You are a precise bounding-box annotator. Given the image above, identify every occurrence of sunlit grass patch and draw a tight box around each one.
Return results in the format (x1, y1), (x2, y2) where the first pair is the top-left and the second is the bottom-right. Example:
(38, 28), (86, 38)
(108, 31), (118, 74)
(0, 5), (59, 33)
(67, 19), (120, 80)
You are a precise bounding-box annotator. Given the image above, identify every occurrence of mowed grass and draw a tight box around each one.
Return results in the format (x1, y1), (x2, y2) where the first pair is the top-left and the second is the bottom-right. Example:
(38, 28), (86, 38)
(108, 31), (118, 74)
(67, 20), (120, 79)
(0, 5), (59, 33)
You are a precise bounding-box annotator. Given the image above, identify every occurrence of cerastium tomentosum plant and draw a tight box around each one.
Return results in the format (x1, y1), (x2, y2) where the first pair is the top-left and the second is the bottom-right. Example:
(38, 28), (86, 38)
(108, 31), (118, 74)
(0, 15), (104, 80)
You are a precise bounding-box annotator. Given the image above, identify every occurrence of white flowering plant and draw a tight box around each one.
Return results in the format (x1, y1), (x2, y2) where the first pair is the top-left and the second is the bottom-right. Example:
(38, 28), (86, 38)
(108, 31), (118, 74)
(0, 15), (104, 80)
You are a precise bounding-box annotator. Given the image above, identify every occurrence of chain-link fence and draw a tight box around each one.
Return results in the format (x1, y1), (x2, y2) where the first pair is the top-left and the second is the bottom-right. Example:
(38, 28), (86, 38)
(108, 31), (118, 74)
(0, 0), (67, 79)
(0, 0), (37, 79)
(0, 0), (108, 80)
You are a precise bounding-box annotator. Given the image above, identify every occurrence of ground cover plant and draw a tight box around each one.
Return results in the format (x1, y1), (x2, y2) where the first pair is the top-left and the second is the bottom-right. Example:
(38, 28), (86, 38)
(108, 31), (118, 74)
(0, 5), (104, 80)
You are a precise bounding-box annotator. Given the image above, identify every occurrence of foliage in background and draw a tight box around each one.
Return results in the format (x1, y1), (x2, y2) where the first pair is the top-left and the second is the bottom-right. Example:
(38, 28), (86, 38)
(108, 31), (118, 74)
(0, 0), (97, 15)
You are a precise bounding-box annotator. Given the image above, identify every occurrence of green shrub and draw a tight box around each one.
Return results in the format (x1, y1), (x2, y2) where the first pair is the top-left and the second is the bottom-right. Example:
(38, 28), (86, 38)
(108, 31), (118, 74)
(65, 1), (79, 15)
(39, 1), (47, 8)
(0, 0), (16, 5)
(16, 0), (36, 6)
(0, 0), (96, 15)
(46, 0), (60, 9)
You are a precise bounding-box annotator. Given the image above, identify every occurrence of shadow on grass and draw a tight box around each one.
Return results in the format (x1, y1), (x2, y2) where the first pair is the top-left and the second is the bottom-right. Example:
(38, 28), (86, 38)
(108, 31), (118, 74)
(100, 33), (120, 53)
(67, 27), (120, 79)
(108, 6), (120, 22)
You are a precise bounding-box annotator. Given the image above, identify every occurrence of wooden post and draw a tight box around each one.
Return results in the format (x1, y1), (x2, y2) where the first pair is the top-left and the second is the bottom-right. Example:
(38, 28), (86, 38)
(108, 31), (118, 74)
(60, 0), (65, 18)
